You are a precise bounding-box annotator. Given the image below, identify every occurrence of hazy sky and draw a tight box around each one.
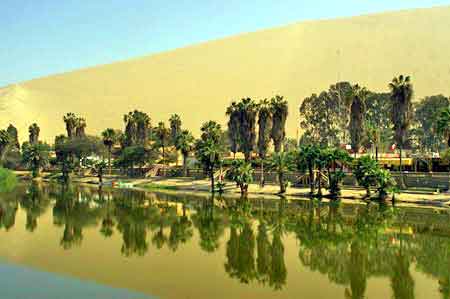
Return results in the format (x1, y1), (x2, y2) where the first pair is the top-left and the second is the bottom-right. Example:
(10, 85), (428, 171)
(1, 0), (450, 86)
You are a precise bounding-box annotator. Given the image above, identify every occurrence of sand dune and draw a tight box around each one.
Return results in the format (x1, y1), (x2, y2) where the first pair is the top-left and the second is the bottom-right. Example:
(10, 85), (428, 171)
(1, 5), (450, 143)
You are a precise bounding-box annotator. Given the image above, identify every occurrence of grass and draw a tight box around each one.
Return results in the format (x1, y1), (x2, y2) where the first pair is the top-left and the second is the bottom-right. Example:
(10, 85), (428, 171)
(141, 183), (179, 190)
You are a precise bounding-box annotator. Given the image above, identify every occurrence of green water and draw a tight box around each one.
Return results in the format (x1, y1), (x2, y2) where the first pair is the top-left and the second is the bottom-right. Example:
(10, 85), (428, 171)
(0, 182), (449, 299)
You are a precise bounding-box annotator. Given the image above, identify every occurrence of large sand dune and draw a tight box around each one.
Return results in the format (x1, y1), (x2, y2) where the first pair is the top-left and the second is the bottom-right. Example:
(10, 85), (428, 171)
(1, 5), (450, 143)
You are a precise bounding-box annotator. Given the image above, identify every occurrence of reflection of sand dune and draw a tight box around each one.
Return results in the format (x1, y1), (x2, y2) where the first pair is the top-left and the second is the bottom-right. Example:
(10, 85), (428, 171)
(2, 5), (450, 142)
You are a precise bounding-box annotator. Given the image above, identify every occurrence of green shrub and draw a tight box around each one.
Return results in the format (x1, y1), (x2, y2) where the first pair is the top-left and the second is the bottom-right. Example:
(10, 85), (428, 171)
(0, 168), (17, 193)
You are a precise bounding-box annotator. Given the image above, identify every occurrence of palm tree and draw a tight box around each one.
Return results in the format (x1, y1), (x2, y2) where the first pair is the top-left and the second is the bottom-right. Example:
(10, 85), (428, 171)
(28, 123), (40, 145)
(123, 111), (137, 146)
(63, 113), (78, 139)
(169, 114), (182, 164)
(389, 75), (413, 188)
(195, 121), (225, 193)
(22, 142), (51, 178)
(6, 124), (19, 151)
(0, 130), (10, 163)
(437, 107), (450, 148)
(297, 144), (320, 195)
(134, 111), (151, 145)
(75, 117), (86, 137)
(155, 122), (170, 172)
(349, 85), (367, 158)
(270, 95), (288, 153)
(169, 114), (182, 144)
(258, 99), (273, 186)
(175, 130), (195, 176)
(268, 151), (294, 194)
(237, 98), (258, 161)
(102, 128), (117, 175)
(226, 102), (240, 158)
(228, 160), (254, 196)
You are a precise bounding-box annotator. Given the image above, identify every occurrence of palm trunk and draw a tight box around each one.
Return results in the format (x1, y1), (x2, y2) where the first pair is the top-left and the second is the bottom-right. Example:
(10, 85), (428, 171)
(260, 159), (265, 187)
(183, 153), (188, 177)
(399, 146), (406, 189)
(162, 145), (166, 176)
(375, 145), (379, 161)
(317, 166), (323, 197)
(309, 165), (315, 195)
(210, 166), (215, 194)
(108, 148), (112, 175)
(278, 171), (286, 194)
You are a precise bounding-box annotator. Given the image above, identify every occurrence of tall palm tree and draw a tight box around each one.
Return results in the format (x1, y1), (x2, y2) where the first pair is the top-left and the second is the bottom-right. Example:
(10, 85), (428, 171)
(6, 124), (19, 151)
(237, 98), (258, 161)
(63, 113), (78, 139)
(134, 111), (151, 145)
(75, 117), (87, 138)
(389, 75), (413, 188)
(349, 85), (367, 158)
(155, 122), (170, 172)
(123, 111), (136, 146)
(102, 128), (117, 175)
(22, 142), (51, 178)
(169, 114), (182, 164)
(28, 123), (40, 145)
(437, 107), (450, 147)
(270, 95), (288, 153)
(258, 99), (273, 186)
(169, 114), (182, 145)
(297, 144), (320, 196)
(0, 130), (10, 163)
(226, 101), (240, 158)
(175, 130), (195, 176)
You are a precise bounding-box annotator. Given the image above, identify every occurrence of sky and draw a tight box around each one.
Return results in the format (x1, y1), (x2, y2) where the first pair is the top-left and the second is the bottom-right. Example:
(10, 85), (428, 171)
(1, 0), (450, 87)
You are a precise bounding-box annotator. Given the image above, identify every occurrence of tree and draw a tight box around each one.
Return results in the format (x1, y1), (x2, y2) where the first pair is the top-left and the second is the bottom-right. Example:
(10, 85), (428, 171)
(115, 145), (157, 176)
(195, 121), (225, 193)
(353, 156), (379, 197)
(296, 144), (320, 195)
(123, 110), (150, 146)
(169, 114), (182, 145)
(155, 122), (170, 170)
(365, 92), (393, 160)
(437, 106), (450, 148)
(22, 142), (51, 178)
(175, 130), (195, 176)
(6, 124), (19, 151)
(257, 99), (272, 186)
(328, 82), (354, 143)
(63, 113), (78, 139)
(349, 85), (367, 157)
(228, 160), (254, 196)
(75, 117), (87, 138)
(226, 102), (240, 158)
(300, 92), (340, 146)
(268, 151), (295, 194)
(93, 160), (107, 185)
(389, 75), (413, 188)
(270, 96), (288, 152)
(101, 128), (117, 175)
(415, 95), (449, 153)
(28, 123), (40, 145)
(237, 98), (258, 161)
(0, 130), (10, 164)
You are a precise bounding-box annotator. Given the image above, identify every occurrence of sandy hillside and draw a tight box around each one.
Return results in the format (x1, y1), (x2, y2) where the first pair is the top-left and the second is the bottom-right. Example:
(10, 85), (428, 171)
(1, 5), (450, 143)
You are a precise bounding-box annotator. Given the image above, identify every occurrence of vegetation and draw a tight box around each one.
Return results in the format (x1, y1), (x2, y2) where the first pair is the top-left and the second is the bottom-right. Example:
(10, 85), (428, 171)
(0, 167), (17, 192)
(228, 160), (254, 196)
(268, 151), (295, 194)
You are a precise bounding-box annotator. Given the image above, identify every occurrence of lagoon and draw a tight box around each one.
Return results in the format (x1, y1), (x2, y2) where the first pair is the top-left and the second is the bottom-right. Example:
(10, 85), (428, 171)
(0, 183), (449, 299)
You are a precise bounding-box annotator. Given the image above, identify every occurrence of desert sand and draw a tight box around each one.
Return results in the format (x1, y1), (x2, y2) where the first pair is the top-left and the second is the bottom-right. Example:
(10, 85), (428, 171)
(1, 5), (450, 142)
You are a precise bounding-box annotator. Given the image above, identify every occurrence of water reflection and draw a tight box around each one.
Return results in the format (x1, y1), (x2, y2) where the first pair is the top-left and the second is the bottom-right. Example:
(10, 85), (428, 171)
(1, 183), (450, 298)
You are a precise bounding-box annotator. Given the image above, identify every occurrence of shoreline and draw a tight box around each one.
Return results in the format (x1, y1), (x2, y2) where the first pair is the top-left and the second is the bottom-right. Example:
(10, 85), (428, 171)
(16, 171), (450, 209)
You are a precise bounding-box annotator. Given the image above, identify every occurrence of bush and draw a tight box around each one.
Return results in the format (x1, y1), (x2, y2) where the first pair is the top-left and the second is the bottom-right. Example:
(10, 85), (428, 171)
(0, 168), (17, 193)
(353, 156), (379, 196)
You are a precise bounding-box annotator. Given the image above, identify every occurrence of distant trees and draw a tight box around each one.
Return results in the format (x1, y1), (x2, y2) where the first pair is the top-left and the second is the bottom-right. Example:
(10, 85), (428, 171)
(155, 121), (170, 166)
(6, 125), (19, 151)
(226, 102), (240, 158)
(123, 110), (151, 146)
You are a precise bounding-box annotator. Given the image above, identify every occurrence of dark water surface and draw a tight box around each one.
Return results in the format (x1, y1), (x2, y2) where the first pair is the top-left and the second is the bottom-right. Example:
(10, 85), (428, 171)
(0, 183), (449, 299)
